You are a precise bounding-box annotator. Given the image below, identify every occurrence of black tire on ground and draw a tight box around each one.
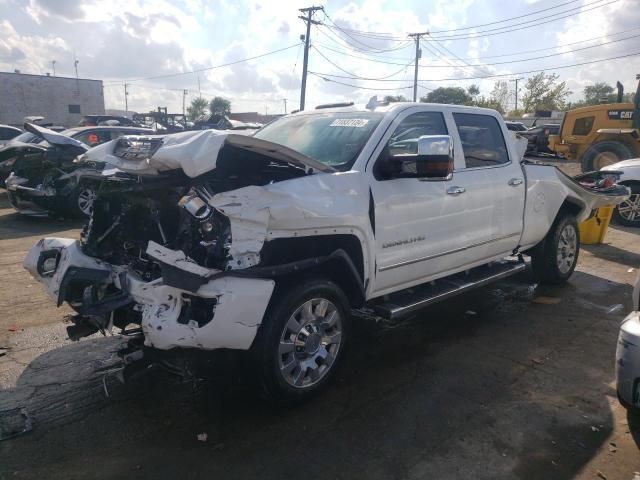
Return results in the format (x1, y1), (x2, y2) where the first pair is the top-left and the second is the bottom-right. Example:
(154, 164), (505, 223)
(581, 140), (634, 172)
(530, 212), (580, 284)
(66, 184), (97, 218)
(613, 184), (640, 227)
(252, 278), (350, 405)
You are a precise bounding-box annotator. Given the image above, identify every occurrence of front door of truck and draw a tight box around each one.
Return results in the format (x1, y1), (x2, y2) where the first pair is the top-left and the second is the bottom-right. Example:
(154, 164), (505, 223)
(369, 108), (471, 296)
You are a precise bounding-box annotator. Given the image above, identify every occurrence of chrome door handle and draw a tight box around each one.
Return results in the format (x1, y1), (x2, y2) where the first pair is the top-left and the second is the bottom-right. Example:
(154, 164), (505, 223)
(508, 178), (523, 186)
(446, 186), (466, 195)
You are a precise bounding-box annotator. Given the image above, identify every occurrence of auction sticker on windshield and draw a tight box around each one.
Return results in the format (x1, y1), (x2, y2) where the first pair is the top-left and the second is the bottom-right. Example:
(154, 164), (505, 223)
(329, 119), (370, 127)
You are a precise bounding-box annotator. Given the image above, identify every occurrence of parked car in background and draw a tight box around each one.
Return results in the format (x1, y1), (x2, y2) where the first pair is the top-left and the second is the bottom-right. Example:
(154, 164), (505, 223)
(616, 271), (640, 414)
(4, 124), (153, 216)
(0, 124), (22, 146)
(505, 121), (527, 132)
(521, 124), (560, 156)
(602, 157), (640, 226)
(1, 126), (154, 187)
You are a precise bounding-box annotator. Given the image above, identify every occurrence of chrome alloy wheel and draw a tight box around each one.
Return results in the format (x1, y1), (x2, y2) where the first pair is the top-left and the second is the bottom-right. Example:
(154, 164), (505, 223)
(77, 188), (97, 216)
(557, 224), (577, 274)
(617, 194), (640, 223)
(278, 298), (343, 389)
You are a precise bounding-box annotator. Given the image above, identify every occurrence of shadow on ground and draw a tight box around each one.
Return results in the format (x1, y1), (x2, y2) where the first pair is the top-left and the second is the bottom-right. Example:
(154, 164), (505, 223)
(1, 268), (634, 479)
(0, 191), (83, 240)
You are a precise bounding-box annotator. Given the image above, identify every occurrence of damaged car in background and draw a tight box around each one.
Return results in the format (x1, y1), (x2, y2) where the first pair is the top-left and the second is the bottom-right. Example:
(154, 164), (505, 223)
(4, 123), (153, 217)
(24, 102), (630, 404)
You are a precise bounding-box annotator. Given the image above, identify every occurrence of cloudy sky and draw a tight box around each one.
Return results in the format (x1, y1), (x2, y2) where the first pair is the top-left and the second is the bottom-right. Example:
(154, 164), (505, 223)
(0, 0), (638, 115)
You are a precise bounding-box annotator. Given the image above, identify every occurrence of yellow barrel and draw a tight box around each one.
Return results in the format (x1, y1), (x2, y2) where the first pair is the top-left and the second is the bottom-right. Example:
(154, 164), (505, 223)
(579, 206), (614, 244)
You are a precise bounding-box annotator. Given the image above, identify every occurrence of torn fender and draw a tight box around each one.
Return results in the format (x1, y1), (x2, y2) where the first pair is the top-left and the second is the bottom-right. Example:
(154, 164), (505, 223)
(205, 171), (375, 281)
(520, 164), (630, 248)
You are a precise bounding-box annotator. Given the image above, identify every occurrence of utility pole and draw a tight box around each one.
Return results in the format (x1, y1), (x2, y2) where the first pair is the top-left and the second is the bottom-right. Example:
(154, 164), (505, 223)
(408, 32), (428, 102)
(298, 5), (323, 111)
(197, 73), (201, 99)
(510, 77), (524, 112)
(74, 59), (79, 79)
(283, 98), (287, 114)
(124, 83), (129, 115)
(182, 89), (188, 117)
(51, 60), (56, 76)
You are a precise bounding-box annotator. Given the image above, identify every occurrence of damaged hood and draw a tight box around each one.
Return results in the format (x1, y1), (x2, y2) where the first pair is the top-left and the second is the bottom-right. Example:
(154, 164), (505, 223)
(24, 123), (87, 150)
(79, 129), (336, 178)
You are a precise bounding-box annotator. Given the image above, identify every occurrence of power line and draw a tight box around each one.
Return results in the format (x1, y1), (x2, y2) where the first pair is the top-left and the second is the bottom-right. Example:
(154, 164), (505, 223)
(309, 72), (413, 91)
(428, 0), (620, 40)
(313, 32), (640, 71)
(311, 45), (412, 80)
(317, 0), (617, 43)
(319, 13), (413, 53)
(309, 50), (640, 82)
(328, 0), (585, 38)
(104, 44), (300, 84)
(322, 11), (412, 52)
(312, 26), (640, 65)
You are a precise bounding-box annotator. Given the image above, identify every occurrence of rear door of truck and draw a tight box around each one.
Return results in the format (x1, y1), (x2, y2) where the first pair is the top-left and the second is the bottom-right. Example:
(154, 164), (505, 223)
(448, 110), (525, 258)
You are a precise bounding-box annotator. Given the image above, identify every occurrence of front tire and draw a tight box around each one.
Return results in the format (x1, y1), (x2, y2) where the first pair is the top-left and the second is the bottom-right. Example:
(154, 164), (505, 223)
(253, 278), (350, 405)
(68, 184), (97, 218)
(613, 184), (640, 227)
(530, 213), (580, 284)
(581, 141), (633, 171)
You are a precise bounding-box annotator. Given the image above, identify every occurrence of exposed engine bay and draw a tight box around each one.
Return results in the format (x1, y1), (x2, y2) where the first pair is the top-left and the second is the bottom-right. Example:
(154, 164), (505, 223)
(68, 142), (309, 329)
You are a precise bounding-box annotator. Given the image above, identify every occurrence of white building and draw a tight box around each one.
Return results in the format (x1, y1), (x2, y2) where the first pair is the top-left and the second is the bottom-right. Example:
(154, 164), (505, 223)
(0, 71), (105, 127)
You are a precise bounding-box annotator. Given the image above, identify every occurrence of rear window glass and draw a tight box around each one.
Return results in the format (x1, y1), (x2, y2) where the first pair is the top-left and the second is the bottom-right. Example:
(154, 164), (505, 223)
(453, 113), (509, 168)
(572, 116), (595, 136)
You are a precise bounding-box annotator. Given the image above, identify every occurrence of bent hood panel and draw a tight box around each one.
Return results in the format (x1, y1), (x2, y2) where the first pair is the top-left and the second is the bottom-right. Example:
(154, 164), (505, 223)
(80, 129), (335, 178)
(24, 123), (87, 150)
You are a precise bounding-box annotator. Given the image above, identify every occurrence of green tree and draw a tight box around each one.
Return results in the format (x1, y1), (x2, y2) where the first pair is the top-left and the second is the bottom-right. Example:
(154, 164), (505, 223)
(583, 82), (615, 105)
(383, 95), (407, 103)
(420, 87), (471, 105)
(186, 97), (209, 121)
(474, 96), (505, 114)
(467, 84), (480, 100)
(209, 96), (231, 116)
(490, 81), (511, 113)
(521, 72), (571, 112)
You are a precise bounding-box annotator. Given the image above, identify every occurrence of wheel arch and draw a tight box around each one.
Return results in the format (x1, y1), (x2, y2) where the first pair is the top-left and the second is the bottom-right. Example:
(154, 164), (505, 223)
(257, 234), (366, 308)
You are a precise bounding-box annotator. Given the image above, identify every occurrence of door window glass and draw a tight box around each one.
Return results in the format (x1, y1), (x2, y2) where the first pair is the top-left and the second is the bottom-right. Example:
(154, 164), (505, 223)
(453, 113), (509, 168)
(375, 111), (448, 179)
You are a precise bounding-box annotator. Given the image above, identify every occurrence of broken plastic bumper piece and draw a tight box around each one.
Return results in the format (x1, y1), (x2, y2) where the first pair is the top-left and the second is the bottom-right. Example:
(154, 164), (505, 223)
(23, 238), (276, 351)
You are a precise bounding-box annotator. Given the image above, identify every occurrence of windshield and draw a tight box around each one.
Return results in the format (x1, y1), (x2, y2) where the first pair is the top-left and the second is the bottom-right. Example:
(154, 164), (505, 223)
(253, 111), (384, 170)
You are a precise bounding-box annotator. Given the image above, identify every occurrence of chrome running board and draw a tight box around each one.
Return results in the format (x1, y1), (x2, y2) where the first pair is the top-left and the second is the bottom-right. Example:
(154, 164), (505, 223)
(367, 260), (526, 321)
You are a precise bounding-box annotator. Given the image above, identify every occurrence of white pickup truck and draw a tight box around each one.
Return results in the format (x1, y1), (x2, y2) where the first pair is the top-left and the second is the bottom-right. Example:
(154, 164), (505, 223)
(24, 101), (629, 403)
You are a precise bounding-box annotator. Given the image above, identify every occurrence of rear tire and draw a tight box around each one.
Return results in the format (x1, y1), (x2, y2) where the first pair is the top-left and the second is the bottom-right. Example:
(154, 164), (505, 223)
(581, 141), (633, 171)
(530, 212), (580, 284)
(252, 278), (350, 406)
(613, 184), (640, 227)
(67, 184), (97, 218)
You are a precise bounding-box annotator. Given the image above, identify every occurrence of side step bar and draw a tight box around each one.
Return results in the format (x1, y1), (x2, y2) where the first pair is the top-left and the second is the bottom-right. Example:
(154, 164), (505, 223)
(367, 260), (526, 321)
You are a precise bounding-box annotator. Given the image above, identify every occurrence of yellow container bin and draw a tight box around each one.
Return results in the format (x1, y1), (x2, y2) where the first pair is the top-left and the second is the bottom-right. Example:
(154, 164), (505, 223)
(579, 205), (614, 244)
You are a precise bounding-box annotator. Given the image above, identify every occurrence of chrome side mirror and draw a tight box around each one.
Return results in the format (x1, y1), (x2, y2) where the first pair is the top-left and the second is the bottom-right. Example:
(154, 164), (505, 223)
(416, 135), (454, 179)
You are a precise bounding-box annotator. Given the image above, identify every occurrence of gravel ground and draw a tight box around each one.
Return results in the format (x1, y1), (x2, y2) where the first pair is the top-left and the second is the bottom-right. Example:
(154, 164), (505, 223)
(0, 158), (639, 479)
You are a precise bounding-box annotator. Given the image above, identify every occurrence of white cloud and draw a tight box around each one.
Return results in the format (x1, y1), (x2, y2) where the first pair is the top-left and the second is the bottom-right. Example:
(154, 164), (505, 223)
(0, 0), (636, 117)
